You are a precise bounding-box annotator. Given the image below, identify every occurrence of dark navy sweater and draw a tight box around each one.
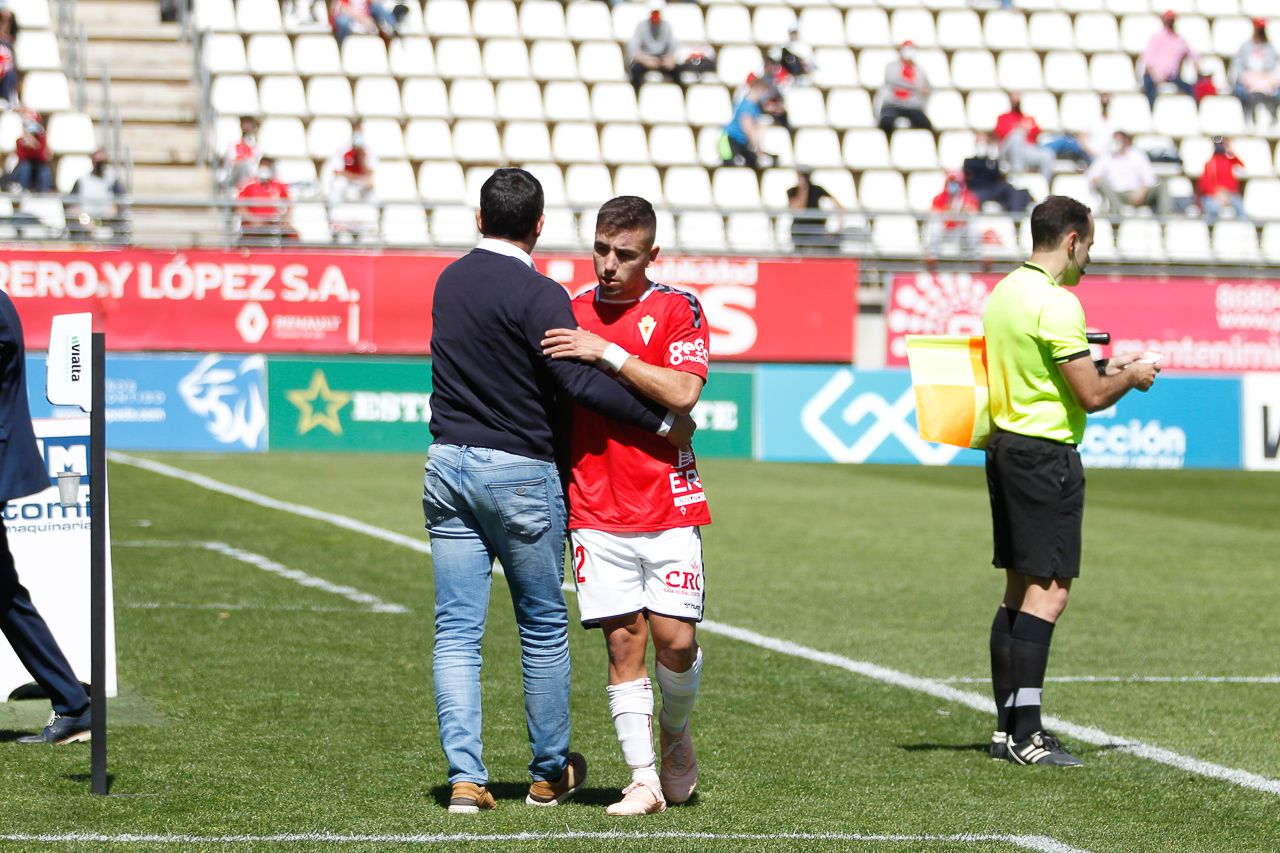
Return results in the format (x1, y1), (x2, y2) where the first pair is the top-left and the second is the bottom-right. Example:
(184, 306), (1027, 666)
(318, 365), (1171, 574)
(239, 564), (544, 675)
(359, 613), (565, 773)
(429, 247), (667, 462)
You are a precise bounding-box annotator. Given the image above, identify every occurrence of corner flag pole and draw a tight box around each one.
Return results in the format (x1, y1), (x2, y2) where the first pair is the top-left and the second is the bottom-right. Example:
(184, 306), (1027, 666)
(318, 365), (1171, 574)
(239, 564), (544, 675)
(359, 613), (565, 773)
(90, 331), (107, 796)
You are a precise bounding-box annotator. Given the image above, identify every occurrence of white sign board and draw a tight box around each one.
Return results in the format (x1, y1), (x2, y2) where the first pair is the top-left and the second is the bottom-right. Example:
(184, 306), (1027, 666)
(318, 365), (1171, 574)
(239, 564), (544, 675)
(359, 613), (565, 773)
(1242, 374), (1280, 472)
(0, 417), (117, 701)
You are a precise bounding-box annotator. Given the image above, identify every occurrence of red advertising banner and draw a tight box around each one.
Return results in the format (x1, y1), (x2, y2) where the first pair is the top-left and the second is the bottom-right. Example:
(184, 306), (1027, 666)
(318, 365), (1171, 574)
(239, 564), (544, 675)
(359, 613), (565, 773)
(886, 272), (1280, 372)
(3, 249), (859, 362)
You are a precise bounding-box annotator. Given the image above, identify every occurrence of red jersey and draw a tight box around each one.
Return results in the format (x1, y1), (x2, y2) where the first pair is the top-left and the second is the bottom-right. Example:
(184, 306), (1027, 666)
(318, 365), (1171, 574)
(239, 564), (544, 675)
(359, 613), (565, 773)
(568, 283), (711, 532)
(238, 179), (291, 220)
(994, 110), (1040, 144)
(1199, 152), (1243, 197)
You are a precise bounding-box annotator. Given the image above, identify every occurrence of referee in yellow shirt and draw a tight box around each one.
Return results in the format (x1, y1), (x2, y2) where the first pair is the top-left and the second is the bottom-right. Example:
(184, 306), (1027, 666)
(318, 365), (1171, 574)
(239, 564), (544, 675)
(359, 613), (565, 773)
(983, 196), (1159, 766)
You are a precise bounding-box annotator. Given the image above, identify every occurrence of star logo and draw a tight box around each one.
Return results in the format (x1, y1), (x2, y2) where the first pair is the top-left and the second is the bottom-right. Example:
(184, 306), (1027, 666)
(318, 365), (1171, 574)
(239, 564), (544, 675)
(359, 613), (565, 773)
(638, 314), (657, 346)
(286, 370), (351, 436)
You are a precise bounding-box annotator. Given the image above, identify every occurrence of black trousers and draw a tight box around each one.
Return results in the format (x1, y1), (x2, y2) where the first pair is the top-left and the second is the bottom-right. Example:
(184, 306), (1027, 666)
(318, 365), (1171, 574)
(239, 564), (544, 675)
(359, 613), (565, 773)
(0, 511), (90, 715)
(878, 105), (932, 137)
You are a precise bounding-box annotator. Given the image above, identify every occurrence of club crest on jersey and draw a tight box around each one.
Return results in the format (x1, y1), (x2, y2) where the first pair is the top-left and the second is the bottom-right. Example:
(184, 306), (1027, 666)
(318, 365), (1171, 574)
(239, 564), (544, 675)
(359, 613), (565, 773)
(638, 314), (657, 345)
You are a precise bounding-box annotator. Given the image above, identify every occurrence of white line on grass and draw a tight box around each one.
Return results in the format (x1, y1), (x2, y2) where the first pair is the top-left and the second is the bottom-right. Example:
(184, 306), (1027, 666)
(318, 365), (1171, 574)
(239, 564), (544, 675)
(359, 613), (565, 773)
(0, 831), (1090, 851)
(117, 539), (409, 614)
(122, 602), (403, 615)
(942, 675), (1280, 685)
(111, 455), (1280, 799)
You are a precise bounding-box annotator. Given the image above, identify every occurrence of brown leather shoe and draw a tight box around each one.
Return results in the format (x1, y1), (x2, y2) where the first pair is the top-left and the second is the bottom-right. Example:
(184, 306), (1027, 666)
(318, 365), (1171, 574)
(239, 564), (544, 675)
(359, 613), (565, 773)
(525, 751), (587, 806)
(447, 781), (496, 814)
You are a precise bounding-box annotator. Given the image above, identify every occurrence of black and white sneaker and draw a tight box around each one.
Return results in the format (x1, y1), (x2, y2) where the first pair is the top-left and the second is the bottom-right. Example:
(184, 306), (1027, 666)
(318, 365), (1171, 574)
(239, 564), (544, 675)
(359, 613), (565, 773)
(990, 731), (1009, 761)
(1007, 730), (1083, 767)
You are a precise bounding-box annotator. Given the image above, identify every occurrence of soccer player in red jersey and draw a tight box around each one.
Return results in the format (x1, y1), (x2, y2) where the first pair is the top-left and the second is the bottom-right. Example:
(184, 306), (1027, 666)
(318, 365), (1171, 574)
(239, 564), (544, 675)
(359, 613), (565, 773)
(542, 196), (709, 816)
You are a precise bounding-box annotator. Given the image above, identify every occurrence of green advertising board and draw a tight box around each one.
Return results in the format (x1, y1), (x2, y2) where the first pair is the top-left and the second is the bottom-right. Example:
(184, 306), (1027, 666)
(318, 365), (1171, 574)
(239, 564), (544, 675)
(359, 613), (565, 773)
(268, 357), (433, 452)
(691, 367), (754, 459)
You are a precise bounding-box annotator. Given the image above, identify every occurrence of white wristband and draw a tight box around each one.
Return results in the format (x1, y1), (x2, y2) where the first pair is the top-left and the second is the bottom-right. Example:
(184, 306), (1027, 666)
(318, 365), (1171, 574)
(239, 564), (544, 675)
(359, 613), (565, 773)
(600, 342), (633, 373)
(656, 412), (676, 437)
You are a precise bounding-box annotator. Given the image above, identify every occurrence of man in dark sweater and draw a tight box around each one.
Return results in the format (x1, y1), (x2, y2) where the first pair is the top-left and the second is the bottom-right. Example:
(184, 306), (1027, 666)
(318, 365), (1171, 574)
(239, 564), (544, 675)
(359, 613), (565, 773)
(424, 168), (694, 814)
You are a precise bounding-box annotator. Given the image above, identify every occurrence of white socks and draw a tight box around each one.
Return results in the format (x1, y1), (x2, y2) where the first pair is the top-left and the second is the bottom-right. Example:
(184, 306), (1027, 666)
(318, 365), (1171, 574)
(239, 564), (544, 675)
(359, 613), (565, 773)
(656, 647), (703, 734)
(607, 678), (659, 784)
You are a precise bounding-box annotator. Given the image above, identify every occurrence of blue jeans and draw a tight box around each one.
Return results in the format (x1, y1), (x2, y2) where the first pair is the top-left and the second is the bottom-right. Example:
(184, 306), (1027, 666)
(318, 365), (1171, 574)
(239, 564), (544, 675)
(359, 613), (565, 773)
(423, 443), (571, 786)
(1201, 193), (1247, 225)
(1142, 71), (1195, 108)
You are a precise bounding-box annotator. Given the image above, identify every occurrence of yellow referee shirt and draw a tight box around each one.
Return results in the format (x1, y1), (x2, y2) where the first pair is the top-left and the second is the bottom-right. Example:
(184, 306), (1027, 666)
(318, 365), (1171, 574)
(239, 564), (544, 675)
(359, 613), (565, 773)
(983, 262), (1091, 445)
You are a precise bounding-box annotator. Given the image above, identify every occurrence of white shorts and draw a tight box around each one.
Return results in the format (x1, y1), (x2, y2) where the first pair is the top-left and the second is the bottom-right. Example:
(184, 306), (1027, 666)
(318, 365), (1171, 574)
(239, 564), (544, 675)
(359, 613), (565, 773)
(570, 527), (705, 627)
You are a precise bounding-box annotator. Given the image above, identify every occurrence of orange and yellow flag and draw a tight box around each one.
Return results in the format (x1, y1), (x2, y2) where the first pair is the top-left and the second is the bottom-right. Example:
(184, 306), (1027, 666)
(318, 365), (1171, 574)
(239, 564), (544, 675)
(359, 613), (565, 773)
(905, 335), (992, 450)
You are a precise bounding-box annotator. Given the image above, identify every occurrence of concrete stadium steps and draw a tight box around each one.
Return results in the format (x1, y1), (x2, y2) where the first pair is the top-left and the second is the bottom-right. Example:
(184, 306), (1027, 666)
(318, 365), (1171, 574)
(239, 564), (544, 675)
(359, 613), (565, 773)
(72, 0), (184, 40)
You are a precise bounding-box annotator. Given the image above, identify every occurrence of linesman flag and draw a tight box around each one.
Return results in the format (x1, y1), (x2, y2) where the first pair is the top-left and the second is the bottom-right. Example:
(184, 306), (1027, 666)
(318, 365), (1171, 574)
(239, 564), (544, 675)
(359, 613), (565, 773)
(905, 335), (992, 450)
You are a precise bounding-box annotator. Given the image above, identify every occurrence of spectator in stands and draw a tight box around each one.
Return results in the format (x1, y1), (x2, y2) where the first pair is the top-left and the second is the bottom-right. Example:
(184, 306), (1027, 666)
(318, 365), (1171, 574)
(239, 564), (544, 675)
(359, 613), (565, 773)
(963, 131), (1032, 214)
(9, 113), (51, 193)
(627, 0), (680, 93)
(237, 157), (298, 243)
(750, 55), (791, 134)
(0, 1), (19, 45)
(1080, 92), (1116, 161)
(993, 94), (1057, 181)
(1229, 18), (1280, 130)
(67, 149), (128, 243)
(924, 171), (980, 263)
(1198, 136), (1247, 225)
(329, 0), (405, 45)
(0, 38), (17, 105)
(220, 115), (261, 192)
(719, 77), (768, 168)
(1139, 10), (1200, 109)
(875, 41), (931, 138)
(325, 119), (379, 205)
(787, 167), (843, 253)
(283, 0), (328, 31)
(1086, 131), (1172, 216)
(779, 24), (813, 80)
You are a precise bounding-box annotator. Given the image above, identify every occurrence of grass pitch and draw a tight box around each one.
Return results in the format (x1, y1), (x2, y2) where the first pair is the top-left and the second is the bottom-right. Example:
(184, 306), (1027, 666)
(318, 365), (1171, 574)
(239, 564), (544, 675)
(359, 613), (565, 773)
(0, 454), (1277, 852)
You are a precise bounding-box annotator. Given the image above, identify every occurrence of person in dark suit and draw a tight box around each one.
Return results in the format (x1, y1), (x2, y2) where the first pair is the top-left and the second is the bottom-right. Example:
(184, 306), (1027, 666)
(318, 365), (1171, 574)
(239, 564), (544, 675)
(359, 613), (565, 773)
(0, 291), (92, 744)
(424, 168), (695, 813)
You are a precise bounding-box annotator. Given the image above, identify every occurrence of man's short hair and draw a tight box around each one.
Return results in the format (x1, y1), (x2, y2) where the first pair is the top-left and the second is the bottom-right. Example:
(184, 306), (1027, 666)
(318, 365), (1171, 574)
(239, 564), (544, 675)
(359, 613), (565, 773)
(595, 195), (657, 247)
(1030, 195), (1092, 251)
(479, 168), (544, 241)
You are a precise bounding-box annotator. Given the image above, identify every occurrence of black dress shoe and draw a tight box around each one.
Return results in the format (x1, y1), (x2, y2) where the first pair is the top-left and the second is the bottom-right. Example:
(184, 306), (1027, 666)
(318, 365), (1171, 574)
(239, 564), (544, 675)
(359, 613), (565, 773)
(17, 708), (91, 745)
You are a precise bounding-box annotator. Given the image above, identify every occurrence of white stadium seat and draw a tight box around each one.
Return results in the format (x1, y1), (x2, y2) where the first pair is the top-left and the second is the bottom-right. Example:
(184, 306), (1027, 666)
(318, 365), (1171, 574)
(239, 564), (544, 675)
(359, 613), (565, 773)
(983, 10), (1029, 50)
(496, 80), (544, 121)
(195, 0), (236, 32)
(431, 205), (480, 246)
(1163, 220), (1213, 262)
(1028, 12), (1074, 52)
(685, 84), (732, 127)
(503, 121), (553, 162)
(482, 38), (532, 81)
(471, 0), (519, 39)
(342, 36), (389, 76)
(306, 116), (350, 159)
(295, 34), (340, 76)
(599, 124), (650, 165)
(890, 128), (939, 171)
(638, 83), (687, 125)
(21, 71), (71, 113)
(614, 165), (663, 204)
(793, 127), (843, 169)
(826, 88), (875, 130)
(812, 48), (859, 91)
(390, 38), (436, 77)
(712, 167), (762, 209)
(542, 81), (591, 122)
(649, 125), (698, 166)
(14, 29), (61, 71)
(354, 77), (403, 118)
(425, 0), (472, 38)
(236, 0), (282, 33)
(258, 117), (307, 159)
(859, 170), (908, 211)
(418, 161), (467, 204)
(402, 78), (449, 119)
(871, 214), (921, 254)
(843, 129), (891, 170)
(1213, 221), (1261, 262)
(521, 0), (569, 40)
(663, 165), (713, 209)
(46, 112), (96, 155)
(204, 33), (247, 74)
(307, 77), (355, 117)
(435, 38), (484, 79)
(677, 211), (727, 252)
(382, 204), (430, 245)
(452, 120), (502, 164)
(211, 74), (259, 116)
(565, 163), (613, 206)
(449, 79), (497, 120)
(906, 170), (945, 212)
(890, 7), (938, 48)
(405, 120), (453, 160)
(1075, 13), (1121, 52)
(522, 163), (566, 207)
(530, 40), (579, 81)
(590, 82), (639, 124)
(799, 7), (846, 49)
(952, 50), (998, 91)
(845, 8), (891, 49)
(364, 119), (405, 161)
(552, 122), (602, 163)
(567, 2), (612, 42)
(934, 9), (983, 49)
(578, 41), (627, 84)
(373, 160), (418, 202)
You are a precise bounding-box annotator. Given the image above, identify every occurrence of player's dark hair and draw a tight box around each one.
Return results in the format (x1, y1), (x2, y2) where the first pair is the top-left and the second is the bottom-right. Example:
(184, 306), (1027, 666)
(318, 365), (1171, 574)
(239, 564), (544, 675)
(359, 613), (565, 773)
(595, 196), (657, 248)
(479, 168), (544, 241)
(1030, 195), (1092, 251)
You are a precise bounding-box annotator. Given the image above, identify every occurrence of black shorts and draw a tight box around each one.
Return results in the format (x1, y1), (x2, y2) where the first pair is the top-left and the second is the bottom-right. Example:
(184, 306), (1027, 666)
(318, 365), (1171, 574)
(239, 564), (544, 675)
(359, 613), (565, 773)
(985, 429), (1084, 579)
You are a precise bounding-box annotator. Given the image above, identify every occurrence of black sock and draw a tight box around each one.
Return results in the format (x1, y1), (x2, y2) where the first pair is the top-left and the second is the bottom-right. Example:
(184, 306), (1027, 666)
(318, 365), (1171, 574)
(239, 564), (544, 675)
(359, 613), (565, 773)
(989, 606), (1018, 734)
(1010, 613), (1055, 742)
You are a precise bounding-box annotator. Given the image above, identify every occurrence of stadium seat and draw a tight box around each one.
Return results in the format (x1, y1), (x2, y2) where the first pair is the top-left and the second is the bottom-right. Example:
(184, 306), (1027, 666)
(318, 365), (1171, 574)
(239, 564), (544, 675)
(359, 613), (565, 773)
(295, 34), (341, 76)
(694, 126), (725, 168)
(449, 78), (497, 120)
(564, 163), (614, 206)
(966, 90), (1009, 132)
(452, 120), (502, 164)
(752, 6), (794, 47)
(936, 129), (975, 170)
(1176, 15), (1213, 54)
(402, 78), (449, 119)
(495, 80), (544, 121)
(1212, 221), (1261, 262)
(382, 204), (430, 245)
(1109, 93), (1153, 134)
(418, 160), (467, 204)
(916, 49), (953, 89)
(578, 41), (627, 84)
(1050, 173), (1091, 204)
(665, 3), (706, 43)
(477, 42), (530, 84)
(425, 0), (473, 38)
(211, 74), (260, 116)
(928, 90), (969, 131)
(471, 0), (519, 39)
(521, 0), (568, 40)
(365, 118), (406, 161)
(354, 77), (403, 118)
(543, 81), (591, 122)
(55, 154), (91, 194)
(934, 9), (983, 49)
(0, 110), (22, 152)
(389, 38), (436, 77)
(236, 0), (282, 33)
(435, 38), (484, 79)
(342, 36), (388, 77)
(1115, 219), (1163, 259)
(715, 45), (763, 88)
(676, 211), (727, 251)
(1243, 177), (1280, 220)
(826, 88), (875, 130)
(890, 7), (938, 48)
(614, 165), (663, 204)
(46, 112), (95, 155)
(10, 0), (52, 29)
(589, 82), (639, 124)
(1087, 53), (1136, 94)
(1213, 16), (1254, 58)
(793, 127), (843, 169)
(856, 48), (897, 90)
(663, 165), (713, 210)
(638, 83), (687, 125)
(951, 50), (998, 91)
(204, 33), (247, 74)
(195, 0), (236, 32)
(906, 170), (944, 212)
(870, 214), (921, 254)
(18, 197), (65, 240)
(307, 77), (354, 117)
(842, 128), (891, 170)
(306, 116), (349, 159)
(552, 122), (602, 163)
(976, 215), (1019, 258)
(1087, 219), (1117, 261)
(567, 2), (612, 42)
(712, 167), (761, 209)
(242, 34), (291, 76)
(997, 51), (1044, 93)
(758, 167), (795, 207)
(1044, 52), (1089, 94)
(984, 10), (1030, 50)
(1152, 96), (1200, 137)
(1261, 223), (1280, 262)
(811, 169), (858, 209)
(845, 8), (891, 49)
(21, 71), (71, 113)
(503, 121), (553, 162)
(522, 163), (566, 206)
(890, 128), (939, 170)
(14, 29), (60, 71)
(373, 160), (418, 202)
(811, 48), (859, 91)
(1120, 14), (1163, 54)
(407, 118), (458, 160)
(1028, 12), (1074, 52)
(611, 2), (649, 42)
(1199, 96), (1245, 137)
(785, 88), (828, 129)
(1075, 12), (1121, 52)
(685, 84), (732, 127)
(539, 210), (579, 249)
(530, 40), (579, 81)
(431, 205), (480, 246)
(860, 170), (908, 211)
(726, 212), (775, 252)
(599, 124), (649, 165)
(798, 7), (845, 49)
(649, 124), (698, 166)
(257, 117), (307, 159)
(1163, 220), (1213, 262)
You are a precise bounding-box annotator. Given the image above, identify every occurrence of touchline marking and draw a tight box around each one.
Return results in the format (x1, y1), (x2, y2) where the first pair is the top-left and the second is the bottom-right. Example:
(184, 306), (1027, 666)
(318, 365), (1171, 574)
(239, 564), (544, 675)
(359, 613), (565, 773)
(942, 675), (1280, 685)
(109, 453), (431, 555)
(114, 456), (1280, 798)
(122, 602), (403, 615)
(0, 831), (1090, 851)
(117, 539), (408, 614)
